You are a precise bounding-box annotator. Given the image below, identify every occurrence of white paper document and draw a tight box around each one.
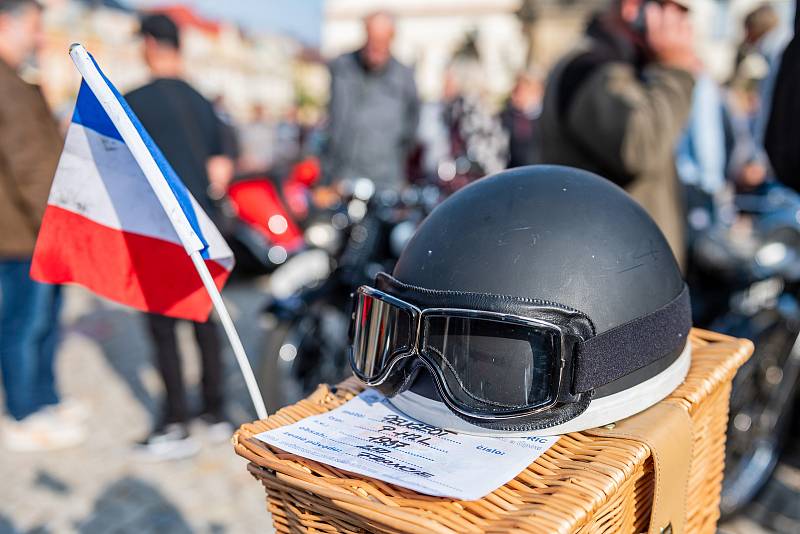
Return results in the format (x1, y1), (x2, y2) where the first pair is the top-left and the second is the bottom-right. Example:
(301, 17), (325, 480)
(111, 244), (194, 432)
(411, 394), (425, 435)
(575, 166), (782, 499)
(254, 390), (558, 500)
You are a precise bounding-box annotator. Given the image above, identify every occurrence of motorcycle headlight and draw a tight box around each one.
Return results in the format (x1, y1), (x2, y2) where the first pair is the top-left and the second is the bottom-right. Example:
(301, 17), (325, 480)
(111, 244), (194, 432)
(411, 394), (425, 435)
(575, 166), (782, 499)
(755, 241), (788, 268)
(753, 228), (800, 280)
(304, 223), (339, 252)
(268, 214), (289, 235)
(347, 199), (367, 221)
(390, 221), (417, 258)
(267, 245), (288, 265)
(353, 178), (375, 201)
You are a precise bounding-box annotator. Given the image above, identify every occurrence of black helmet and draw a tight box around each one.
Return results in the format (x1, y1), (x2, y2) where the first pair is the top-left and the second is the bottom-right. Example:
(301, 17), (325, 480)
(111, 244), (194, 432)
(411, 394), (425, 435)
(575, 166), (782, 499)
(349, 166), (691, 435)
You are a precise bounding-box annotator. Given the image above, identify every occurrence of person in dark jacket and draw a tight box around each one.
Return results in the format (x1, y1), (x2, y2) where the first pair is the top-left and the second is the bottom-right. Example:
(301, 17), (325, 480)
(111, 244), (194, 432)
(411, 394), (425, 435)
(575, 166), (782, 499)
(125, 14), (234, 460)
(539, 0), (697, 267)
(764, 3), (800, 191)
(500, 70), (544, 168)
(323, 11), (419, 191)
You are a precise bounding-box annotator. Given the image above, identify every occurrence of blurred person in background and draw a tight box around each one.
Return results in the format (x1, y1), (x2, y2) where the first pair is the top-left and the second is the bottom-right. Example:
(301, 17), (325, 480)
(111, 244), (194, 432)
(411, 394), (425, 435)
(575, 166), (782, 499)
(762, 0), (800, 462)
(723, 3), (795, 195)
(734, 3), (788, 145)
(322, 10), (419, 191)
(211, 94), (240, 188)
(539, 0), (697, 267)
(733, 3), (781, 75)
(417, 58), (508, 189)
(764, 3), (800, 191)
(680, 53), (777, 241)
(727, 51), (771, 194)
(274, 106), (304, 170)
(441, 59), (508, 178)
(0, 0), (88, 452)
(675, 73), (727, 204)
(125, 13), (234, 460)
(500, 69), (544, 168)
(237, 103), (276, 174)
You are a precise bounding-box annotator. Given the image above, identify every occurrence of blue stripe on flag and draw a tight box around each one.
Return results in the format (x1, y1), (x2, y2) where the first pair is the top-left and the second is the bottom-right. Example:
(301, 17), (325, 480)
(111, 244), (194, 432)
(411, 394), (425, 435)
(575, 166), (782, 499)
(79, 54), (210, 257)
(72, 81), (124, 142)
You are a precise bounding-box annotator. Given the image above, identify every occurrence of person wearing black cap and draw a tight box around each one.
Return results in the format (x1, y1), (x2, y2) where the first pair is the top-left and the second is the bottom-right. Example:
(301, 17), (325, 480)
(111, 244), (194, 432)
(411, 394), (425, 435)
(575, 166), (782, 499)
(125, 13), (233, 460)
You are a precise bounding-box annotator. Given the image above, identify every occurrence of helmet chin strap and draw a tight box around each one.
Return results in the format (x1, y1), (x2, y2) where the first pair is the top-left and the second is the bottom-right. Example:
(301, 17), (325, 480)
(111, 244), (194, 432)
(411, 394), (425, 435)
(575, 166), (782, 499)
(387, 341), (692, 437)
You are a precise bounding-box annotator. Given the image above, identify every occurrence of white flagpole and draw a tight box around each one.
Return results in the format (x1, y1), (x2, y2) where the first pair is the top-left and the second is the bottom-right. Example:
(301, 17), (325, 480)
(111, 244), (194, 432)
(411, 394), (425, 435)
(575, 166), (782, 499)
(190, 252), (267, 419)
(69, 44), (268, 420)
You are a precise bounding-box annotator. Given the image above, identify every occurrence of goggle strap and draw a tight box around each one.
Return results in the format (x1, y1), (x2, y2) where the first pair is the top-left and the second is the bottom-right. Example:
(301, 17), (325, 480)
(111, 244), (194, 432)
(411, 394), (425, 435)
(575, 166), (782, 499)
(573, 284), (691, 393)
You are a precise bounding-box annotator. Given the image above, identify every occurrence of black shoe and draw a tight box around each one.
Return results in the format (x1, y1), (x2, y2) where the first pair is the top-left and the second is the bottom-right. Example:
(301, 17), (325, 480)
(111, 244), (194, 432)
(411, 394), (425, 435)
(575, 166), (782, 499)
(134, 423), (200, 461)
(196, 412), (235, 444)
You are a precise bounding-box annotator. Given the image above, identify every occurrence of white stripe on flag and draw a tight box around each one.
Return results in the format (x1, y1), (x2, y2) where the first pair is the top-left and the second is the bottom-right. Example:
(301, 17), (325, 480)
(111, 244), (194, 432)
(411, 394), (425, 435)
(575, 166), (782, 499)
(69, 44), (205, 254)
(50, 123), (233, 265)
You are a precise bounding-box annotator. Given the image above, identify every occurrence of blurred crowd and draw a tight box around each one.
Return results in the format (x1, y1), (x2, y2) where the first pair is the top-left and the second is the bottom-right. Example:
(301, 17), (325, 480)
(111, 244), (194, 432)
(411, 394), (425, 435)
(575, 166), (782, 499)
(1, 0), (799, 462)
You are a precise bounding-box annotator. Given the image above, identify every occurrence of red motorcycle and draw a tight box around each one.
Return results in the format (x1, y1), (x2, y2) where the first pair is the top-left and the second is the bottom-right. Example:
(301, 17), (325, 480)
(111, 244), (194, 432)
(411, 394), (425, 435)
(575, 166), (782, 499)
(224, 157), (321, 276)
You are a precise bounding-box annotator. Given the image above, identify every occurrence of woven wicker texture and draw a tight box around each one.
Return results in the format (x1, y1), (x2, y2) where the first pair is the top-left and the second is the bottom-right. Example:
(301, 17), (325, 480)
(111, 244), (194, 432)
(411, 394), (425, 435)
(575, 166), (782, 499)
(234, 329), (753, 534)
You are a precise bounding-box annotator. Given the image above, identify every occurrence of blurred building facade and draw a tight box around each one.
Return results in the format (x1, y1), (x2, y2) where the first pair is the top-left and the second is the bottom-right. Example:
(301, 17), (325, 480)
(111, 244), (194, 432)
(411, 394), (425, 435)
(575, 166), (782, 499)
(30, 0), (796, 121)
(323, 0), (795, 102)
(324, 0), (542, 101)
(36, 0), (325, 123)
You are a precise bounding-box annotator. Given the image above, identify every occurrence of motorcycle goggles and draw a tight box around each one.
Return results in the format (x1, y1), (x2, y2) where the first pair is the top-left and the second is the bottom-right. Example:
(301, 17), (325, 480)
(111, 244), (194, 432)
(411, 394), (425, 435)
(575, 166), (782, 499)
(349, 273), (691, 421)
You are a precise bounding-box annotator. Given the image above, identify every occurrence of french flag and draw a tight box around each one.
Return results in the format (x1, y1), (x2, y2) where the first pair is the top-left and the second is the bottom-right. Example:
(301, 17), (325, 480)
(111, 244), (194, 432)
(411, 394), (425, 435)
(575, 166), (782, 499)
(31, 45), (234, 322)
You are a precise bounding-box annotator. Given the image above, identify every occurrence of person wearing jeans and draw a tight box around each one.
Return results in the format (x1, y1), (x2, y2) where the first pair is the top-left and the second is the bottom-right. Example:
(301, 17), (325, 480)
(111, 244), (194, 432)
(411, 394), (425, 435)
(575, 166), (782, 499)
(0, 0), (86, 451)
(0, 261), (62, 420)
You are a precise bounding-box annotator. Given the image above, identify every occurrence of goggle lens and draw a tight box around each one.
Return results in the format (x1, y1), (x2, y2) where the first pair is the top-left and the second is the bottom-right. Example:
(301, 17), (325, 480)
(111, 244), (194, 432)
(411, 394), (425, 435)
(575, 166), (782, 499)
(350, 287), (563, 416)
(351, 290), (413, 380)
(423, 315), (559, 414)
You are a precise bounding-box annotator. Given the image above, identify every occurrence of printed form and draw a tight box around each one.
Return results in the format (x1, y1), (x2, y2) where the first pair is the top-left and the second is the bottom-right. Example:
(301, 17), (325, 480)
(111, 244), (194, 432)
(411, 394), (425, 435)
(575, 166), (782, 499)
(254, 390), (558, 500)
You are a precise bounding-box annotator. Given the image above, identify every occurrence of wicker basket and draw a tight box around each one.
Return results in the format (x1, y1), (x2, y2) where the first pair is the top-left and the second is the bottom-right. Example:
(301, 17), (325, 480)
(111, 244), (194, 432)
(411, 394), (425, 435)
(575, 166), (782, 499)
(234, 328), (753, 533)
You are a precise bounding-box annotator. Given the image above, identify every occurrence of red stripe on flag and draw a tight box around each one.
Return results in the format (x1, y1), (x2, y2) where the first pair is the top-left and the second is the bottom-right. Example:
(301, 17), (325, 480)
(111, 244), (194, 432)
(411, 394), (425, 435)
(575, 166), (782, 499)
(31, 205), (229, 322)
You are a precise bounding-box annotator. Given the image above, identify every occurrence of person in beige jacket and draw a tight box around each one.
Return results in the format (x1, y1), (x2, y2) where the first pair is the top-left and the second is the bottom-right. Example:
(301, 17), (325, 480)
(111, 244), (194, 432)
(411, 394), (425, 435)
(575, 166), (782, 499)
(0, 0), (86, 452)
(540, 0), (697, 267)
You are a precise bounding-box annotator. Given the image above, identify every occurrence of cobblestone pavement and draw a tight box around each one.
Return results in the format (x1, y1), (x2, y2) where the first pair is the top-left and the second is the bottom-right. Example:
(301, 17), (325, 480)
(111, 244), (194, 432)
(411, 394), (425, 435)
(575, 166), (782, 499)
(0, 284), (273, 534)
(0, 282), (798, 533)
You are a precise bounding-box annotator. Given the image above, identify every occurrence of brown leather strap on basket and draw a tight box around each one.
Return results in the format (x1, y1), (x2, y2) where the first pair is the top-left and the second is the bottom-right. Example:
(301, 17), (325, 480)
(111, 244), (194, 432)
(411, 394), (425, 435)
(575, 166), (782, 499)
(587, 403), (693, 534)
